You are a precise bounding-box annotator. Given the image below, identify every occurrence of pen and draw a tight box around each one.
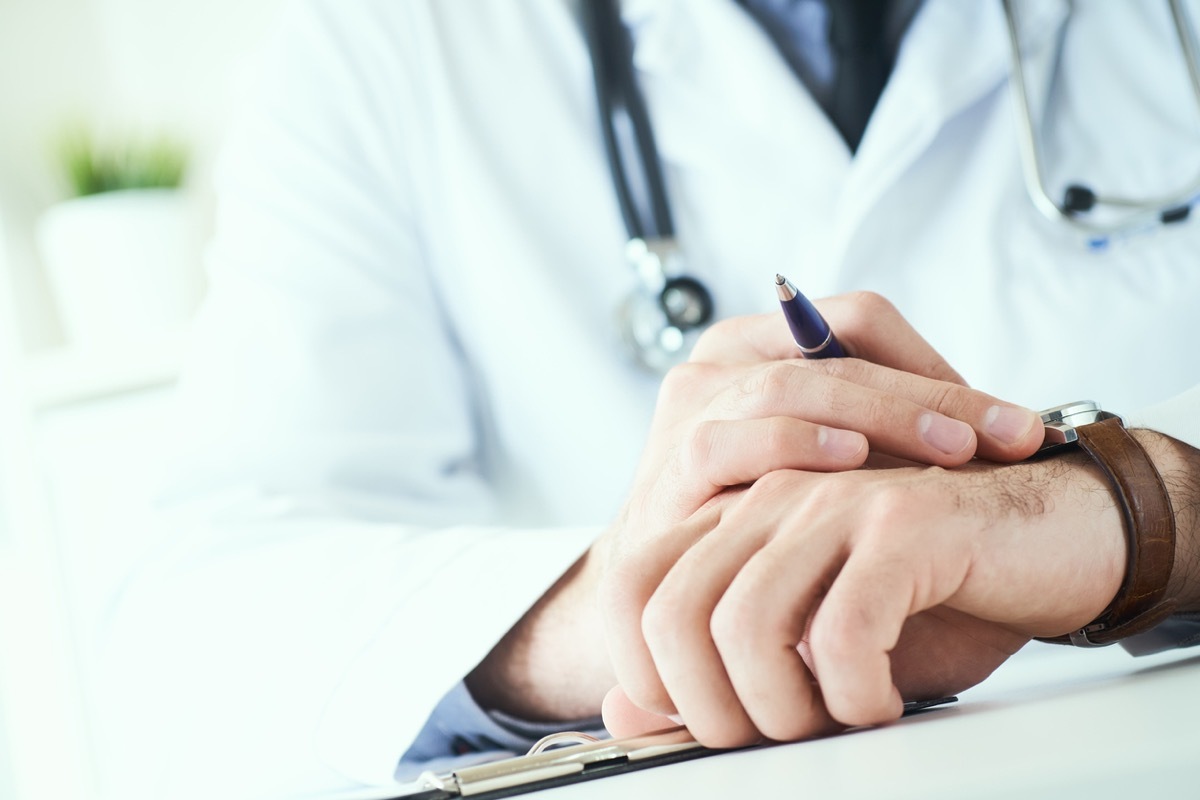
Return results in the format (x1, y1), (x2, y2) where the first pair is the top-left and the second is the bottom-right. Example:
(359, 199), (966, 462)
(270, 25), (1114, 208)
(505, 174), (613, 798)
(774, 274), (846, 359)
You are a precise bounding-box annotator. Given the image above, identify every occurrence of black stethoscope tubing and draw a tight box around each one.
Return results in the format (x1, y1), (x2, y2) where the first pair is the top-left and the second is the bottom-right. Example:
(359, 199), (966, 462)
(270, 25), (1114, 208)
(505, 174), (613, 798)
(581, 0), (675, 242)
(583, 0), (719, 373)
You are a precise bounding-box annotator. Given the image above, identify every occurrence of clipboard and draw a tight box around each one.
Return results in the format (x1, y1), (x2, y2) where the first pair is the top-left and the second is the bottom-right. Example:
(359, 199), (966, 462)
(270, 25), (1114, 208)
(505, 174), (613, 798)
(397, 697), (956, 799)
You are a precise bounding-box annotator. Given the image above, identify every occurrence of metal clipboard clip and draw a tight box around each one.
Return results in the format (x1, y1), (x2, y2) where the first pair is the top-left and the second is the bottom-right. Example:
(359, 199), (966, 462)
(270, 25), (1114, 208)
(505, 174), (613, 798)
(410, 696), (956, 798)
(415, 726), (705, 797)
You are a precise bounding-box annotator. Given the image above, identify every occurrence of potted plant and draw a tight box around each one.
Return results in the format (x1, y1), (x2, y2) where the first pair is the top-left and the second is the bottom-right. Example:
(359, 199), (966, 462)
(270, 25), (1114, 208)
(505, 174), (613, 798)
(36, 129), (200, 349)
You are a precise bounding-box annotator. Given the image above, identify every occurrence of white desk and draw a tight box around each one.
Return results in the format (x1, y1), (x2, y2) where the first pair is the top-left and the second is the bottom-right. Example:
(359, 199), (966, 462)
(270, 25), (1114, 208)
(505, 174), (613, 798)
(512, 644), (1199, 800)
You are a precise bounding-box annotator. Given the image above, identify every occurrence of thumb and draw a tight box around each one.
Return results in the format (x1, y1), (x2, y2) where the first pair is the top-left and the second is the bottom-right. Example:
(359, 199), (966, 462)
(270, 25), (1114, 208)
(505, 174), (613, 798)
(601, 685), (681, 738)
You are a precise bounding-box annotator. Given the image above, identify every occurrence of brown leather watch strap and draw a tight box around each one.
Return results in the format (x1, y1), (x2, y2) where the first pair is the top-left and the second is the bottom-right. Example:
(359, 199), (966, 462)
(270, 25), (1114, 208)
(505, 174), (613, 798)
(1037, 417), (1178, 647)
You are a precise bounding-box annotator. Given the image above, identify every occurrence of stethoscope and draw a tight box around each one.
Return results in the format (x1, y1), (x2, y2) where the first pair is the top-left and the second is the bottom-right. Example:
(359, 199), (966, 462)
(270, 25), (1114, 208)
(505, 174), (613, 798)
(582, 0), (716, 373)
(1003, 0), (1200, 251)
(583, 0), (1200, 372)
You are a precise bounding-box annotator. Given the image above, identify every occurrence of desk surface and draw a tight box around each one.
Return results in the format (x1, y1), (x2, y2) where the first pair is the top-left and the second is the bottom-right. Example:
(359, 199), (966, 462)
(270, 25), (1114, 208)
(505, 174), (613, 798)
(511, 644), (1200, 800)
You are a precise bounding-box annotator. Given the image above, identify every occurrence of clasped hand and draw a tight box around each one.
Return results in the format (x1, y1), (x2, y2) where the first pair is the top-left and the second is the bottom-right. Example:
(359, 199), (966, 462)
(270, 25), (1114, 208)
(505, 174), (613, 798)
(595, 292), (1123, 746)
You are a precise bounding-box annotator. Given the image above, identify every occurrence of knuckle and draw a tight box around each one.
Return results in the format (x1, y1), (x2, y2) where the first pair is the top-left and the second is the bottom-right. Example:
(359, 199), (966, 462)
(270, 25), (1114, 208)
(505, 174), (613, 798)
(639, 597), (675, 650)
(807, 352), (874, 385)
(708, 602), (744, 654)
(710, 589), (766, 651)
(844, 290), (897, 320)
(759, 416), (796, 460)
(692, 317), (739, 357)
(806, 354), (852, 382)
(757, 362), (796, 400)
(658, 362), (712, 406)
(682, 420), (720, 477)
(852, 388), (896, 432)
(641, 583), (700, 650)
(810, 368), (860, 418)
(744, 468), (795, 503)
(799, 475), (852, 509)
(723, 363), (786, 417)
(870, 481), (923, 525)
(844, 495), (904, 550)
(921, 380), (962, 418)
(808, 608), (861, 663)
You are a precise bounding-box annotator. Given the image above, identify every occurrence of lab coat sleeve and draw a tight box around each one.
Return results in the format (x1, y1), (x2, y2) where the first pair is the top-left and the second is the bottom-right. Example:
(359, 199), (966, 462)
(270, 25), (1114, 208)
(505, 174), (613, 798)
(1127, 384), (1200, 451)
(395, 680), (605, 781)
(101, 1), (601, 795)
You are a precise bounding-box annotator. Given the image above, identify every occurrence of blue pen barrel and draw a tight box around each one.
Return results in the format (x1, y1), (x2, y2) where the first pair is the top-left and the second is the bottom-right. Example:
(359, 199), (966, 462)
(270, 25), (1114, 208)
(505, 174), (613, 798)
(775, 275), (846, 359)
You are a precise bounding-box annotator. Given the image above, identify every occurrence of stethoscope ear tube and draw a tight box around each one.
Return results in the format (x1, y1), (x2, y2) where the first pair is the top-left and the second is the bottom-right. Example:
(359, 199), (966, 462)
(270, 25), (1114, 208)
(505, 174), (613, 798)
(1002, 0), (1200, 248)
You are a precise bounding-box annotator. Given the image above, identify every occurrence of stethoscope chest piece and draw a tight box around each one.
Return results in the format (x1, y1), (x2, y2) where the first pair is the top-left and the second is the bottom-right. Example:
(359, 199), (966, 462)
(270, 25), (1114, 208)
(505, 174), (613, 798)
(618, 237), (714, 373)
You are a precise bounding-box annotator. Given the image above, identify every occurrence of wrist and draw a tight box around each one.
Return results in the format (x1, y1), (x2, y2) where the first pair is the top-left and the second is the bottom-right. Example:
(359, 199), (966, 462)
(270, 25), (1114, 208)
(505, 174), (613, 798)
(465, 543), (614, 721)
(1026, 447), (1128, 635)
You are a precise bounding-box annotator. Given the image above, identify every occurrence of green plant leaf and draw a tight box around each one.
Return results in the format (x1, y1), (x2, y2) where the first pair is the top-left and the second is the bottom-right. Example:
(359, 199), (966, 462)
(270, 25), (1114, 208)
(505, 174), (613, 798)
(55, 128), (188, 198)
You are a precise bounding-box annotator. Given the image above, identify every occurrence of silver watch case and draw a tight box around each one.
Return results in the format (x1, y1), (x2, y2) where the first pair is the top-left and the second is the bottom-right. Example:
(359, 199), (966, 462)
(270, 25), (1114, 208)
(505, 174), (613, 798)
(1038, 400), (1122, 452)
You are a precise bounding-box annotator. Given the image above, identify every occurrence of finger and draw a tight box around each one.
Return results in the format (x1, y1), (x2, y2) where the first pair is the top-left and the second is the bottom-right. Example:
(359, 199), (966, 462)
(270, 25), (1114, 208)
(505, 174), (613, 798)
(601, 502), (725, 717)
(709, 490), (843, 742)
(601, 685), (679, 738)
(692, 305), (1043, 463)
(712, 359), (1042, 464)
(640, 504), (779, 747)
(690, 292), (964, 386)
(682, 418), (868, 492)
(797, 358), (1043, 462)
(807, 529), (966, 728)
(712, 361), (976, 466)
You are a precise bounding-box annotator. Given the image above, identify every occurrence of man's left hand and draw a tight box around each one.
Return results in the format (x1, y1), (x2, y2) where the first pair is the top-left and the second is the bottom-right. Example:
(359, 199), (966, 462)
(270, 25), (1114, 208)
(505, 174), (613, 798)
(600, 453), (1130, 745)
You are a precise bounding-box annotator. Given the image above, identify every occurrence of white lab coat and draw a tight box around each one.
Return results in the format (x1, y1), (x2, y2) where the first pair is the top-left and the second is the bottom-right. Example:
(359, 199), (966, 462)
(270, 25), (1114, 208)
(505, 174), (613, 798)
(98, 0), (1200, 797)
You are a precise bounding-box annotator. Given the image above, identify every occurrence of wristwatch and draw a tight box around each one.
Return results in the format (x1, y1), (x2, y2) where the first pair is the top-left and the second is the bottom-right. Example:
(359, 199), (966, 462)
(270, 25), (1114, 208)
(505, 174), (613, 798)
(1034, 401), (1178, 646)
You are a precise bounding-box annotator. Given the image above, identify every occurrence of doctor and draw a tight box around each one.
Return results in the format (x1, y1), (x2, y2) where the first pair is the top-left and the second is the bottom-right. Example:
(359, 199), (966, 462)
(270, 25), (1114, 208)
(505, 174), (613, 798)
(99, 0), (1200, 797)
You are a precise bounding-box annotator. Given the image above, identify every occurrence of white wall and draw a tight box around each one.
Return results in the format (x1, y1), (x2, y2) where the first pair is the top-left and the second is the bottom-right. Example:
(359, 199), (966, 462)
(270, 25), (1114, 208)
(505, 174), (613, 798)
(0, 0), (286, 352)
(0, 4), (287, 797)
(0, 197), (92, 800)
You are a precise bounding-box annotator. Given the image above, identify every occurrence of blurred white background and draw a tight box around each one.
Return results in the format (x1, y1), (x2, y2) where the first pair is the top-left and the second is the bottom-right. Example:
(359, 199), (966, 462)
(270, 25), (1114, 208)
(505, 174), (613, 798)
(0, 2), (285, 798)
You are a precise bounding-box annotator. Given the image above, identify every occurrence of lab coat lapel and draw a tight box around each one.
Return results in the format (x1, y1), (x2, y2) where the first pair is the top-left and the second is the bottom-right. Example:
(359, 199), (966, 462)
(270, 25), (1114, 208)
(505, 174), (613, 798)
(832, 0), (1070, 274)
(622, 0), (847, 157)
(621, 0), (854, 299)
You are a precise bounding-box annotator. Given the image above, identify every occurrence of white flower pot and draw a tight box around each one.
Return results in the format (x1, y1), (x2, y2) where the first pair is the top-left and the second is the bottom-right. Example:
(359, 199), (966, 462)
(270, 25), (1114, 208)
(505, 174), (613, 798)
(36, 188), (202, 349)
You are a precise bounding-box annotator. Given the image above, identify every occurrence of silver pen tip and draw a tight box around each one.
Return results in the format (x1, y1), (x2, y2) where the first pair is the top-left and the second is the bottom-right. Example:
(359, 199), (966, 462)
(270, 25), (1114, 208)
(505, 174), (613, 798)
(775, 273), (786, 285)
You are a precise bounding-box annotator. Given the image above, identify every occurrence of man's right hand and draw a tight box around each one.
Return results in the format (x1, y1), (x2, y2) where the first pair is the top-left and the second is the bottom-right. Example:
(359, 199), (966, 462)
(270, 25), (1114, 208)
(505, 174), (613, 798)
(618, 291), (1044, 538)
(470, 292), (1043, 723)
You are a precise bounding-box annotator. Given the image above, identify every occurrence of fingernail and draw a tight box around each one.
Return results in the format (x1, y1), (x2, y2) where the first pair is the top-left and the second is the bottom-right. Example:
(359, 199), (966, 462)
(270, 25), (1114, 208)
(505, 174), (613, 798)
(667, 713), (684, 725)
(983, 405), (1038, 445)
(818, 426), (866, 460)
(918, 413), (974, 455)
